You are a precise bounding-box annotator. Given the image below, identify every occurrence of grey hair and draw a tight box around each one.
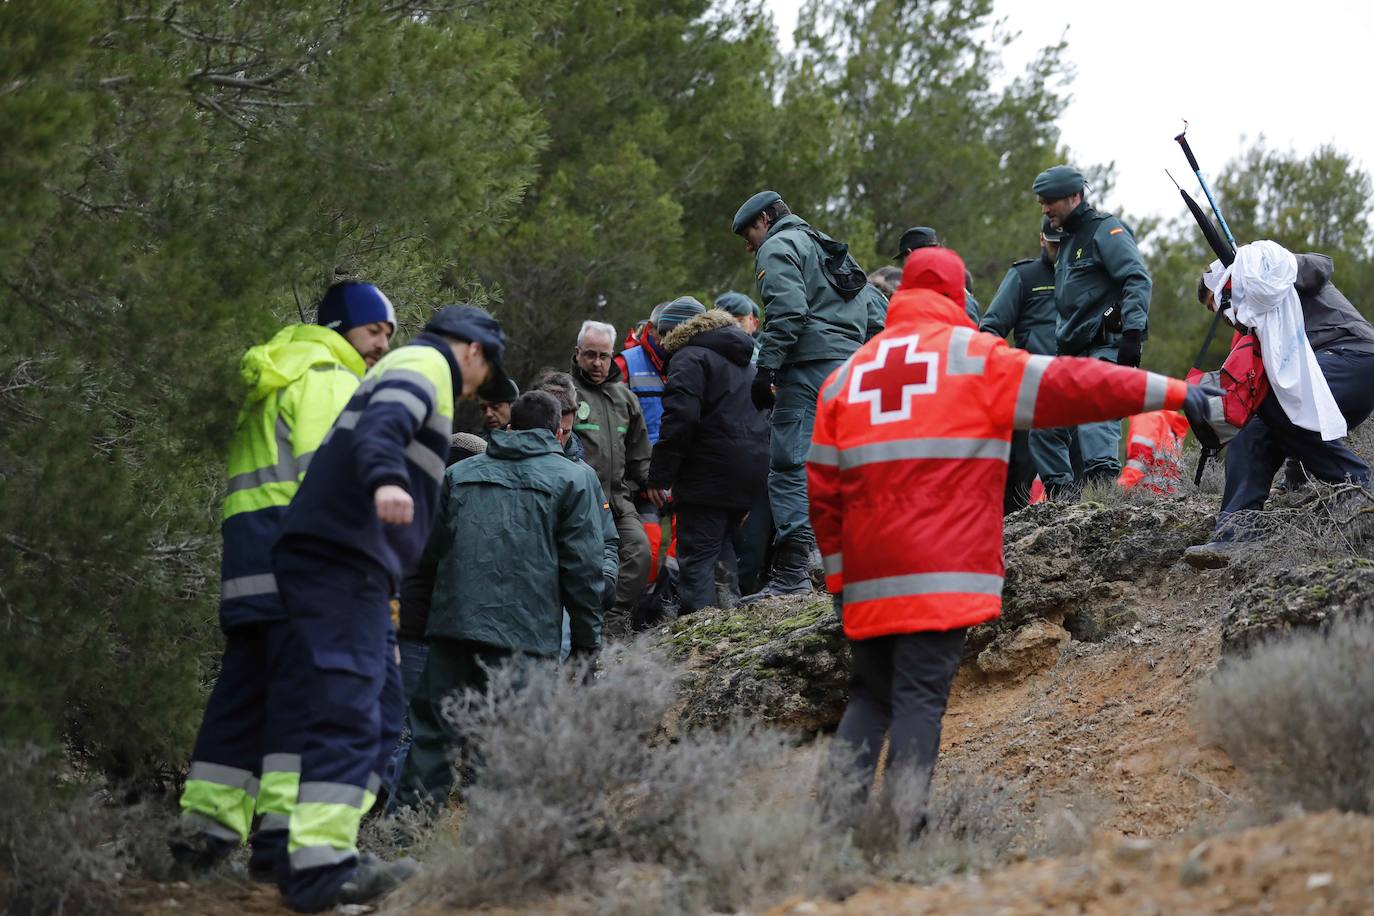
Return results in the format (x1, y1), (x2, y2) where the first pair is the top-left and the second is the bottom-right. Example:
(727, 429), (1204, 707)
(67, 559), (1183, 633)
(577, 320), (616, 347)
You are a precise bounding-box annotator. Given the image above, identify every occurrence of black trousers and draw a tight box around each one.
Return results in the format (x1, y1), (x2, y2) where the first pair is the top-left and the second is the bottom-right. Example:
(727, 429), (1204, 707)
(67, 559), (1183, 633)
(675, 504), (745, 612)
(829, 628), (966, 811)
(392, 638), (530, 814)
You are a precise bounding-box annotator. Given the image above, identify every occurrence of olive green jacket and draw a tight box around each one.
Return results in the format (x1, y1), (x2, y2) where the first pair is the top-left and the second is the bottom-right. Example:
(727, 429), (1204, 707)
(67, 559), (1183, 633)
(753, 214), (870, 370)
(1053, 201), (1151, 356)
(980, 252), (1058, 356)
(423, 428), (605, 655)
(571, 360), (651, 517)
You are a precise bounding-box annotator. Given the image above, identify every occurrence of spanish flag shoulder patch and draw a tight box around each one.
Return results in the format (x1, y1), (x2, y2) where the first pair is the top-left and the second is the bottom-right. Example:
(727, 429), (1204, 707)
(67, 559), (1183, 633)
(757, 269), (766, 280)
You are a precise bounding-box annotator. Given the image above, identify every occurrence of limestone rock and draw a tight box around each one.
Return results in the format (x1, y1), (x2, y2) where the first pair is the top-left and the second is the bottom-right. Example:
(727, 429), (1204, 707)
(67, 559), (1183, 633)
(970, 497), (1215, 658)
(1220, 558), (1374, 657)
(975, 618), (1070, 681)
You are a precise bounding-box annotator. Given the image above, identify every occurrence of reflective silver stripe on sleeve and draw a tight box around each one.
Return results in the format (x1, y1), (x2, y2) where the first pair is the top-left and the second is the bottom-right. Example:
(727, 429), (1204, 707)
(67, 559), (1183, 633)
(221, 574), (278, 600)
(369, 387), (428, 424)
(426, 410), (452, 438)
(1144, 372), (1169, 411)
(187, 761), (258, 791)
(297, 781), (368, 808)
(405, 441), (447, 482)
(290, 845), (358, 871)
(845, 571), (1004, 604)
(837, 437), (1010, 469)
(334, 410), (361, 431)
(1130, 436), (1156, 449)
(822, 553), (843, 576)
(807, 443), (840, 467)
(373, 368), (438, 403)
(821, 355), (858, 403)
(262, 753), (302, 774)
(1013, 355), (1053, 430)
(1125, 459), (1147, 472)
(946, 327), (986, 375)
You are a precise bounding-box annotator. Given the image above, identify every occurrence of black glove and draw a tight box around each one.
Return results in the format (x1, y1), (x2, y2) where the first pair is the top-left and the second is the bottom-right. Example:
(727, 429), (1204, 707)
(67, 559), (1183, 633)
(566, 645), (600, 685)
(1117, 329), (1143, 368)
(1182, 384), (1224, 450)
(751, 367), (777, 410)
(601, 572), (618, 612)
(831, 590), (843, 625)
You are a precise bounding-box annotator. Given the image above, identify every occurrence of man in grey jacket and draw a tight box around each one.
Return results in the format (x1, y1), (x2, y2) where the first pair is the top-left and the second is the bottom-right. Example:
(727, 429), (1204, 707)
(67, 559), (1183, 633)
(1186, 252), (1374, 567)
(732, 190), (886, 599)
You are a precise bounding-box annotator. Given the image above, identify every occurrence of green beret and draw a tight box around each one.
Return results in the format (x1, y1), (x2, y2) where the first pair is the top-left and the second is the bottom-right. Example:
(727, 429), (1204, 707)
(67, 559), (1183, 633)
(732, 190), (781, 234)
(655, 296), (707, 334)
(1032, 165), (1085, 199)
(893, 226), (939, 261)
(1040, 214), (1064, 242)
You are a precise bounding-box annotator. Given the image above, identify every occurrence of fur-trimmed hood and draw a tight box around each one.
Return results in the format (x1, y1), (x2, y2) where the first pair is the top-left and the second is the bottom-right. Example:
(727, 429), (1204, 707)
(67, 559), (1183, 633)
(662, 309), (744, 354)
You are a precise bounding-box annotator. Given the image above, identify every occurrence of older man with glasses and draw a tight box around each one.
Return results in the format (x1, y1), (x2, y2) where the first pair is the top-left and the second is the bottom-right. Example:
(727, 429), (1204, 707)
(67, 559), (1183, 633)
(571, 320), (653, 631)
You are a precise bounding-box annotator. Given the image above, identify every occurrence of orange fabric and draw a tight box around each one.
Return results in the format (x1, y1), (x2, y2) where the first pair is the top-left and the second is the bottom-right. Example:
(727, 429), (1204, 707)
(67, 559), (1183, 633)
(1117, 409), (1191, 494)
(644, 514), (676, 584)
(809, 249), (1189, 641)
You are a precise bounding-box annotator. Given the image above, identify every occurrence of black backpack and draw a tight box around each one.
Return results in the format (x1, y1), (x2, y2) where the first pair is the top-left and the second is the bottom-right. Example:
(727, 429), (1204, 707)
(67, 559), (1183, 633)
(802, 227), (868, 301)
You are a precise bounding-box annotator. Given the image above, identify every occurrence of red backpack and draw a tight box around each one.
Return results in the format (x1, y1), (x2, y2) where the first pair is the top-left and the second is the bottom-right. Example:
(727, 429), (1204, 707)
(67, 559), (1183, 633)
(1185, 331), (1269, 451)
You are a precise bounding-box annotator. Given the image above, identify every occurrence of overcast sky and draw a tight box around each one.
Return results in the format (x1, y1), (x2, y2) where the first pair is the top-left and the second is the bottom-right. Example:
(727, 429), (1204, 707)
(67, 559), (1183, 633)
(766, 0), (1374, 223)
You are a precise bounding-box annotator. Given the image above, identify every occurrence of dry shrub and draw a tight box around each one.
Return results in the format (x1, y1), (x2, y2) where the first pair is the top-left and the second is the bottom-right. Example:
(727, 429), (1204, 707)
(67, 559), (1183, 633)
(0, 744), (176, 915)
(1199, 618), (1374, 814)
(386, 646), (1025, 914)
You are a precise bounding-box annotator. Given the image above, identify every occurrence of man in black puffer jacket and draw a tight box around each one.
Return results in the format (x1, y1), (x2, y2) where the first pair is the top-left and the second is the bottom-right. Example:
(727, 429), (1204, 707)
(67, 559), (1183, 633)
(647, 302), (771, 614)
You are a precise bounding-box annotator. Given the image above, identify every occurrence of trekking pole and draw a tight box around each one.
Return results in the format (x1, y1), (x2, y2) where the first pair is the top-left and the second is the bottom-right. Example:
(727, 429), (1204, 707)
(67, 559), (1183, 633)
(1171, 123), (1241, 487)
(1174, 121), (1238, 253)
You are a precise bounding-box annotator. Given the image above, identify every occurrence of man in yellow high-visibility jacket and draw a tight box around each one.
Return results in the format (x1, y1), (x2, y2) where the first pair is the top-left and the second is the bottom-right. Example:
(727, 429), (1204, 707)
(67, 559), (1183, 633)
(171, 281), (395, 882)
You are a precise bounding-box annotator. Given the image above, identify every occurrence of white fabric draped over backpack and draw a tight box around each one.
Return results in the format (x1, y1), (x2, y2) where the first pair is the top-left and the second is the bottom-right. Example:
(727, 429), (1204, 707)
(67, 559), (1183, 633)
(1202, 240), (1346, 440)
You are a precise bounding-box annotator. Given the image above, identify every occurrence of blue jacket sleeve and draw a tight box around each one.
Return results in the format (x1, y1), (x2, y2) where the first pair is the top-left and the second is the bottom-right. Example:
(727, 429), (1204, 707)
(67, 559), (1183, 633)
(353, 380), (429, 494)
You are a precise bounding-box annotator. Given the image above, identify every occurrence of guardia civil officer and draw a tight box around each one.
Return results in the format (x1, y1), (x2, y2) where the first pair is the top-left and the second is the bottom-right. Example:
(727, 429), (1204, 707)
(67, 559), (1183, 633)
(980, 216), (1078, 506)
(732, 190), (886, 598)
(893, 226), (981, 324)
(271, 304), (508, 912)
(1033, 165), (1152, 485)
(169, 282), (393, 881)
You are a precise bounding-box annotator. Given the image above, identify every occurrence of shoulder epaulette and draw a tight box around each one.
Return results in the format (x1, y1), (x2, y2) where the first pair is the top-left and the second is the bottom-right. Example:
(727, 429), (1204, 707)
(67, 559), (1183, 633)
(1012, 257), (1035, 266)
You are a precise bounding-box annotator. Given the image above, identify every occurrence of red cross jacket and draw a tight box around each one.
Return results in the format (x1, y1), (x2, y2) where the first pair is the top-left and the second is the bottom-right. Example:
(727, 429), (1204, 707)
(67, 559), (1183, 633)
(807, 247), (1189, 640)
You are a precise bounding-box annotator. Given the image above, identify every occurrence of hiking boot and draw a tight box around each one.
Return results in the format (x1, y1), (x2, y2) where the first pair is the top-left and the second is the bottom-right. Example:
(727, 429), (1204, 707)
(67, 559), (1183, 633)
(1183, 540), (1244, 569)
(742, 535), (813, 603)
(336, 855), (420, 907)
(168, 817), (238, 874)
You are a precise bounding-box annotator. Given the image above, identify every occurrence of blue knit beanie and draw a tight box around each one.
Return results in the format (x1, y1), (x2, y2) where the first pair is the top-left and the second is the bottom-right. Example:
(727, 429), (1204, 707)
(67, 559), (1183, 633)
(316, 281), (397, 333)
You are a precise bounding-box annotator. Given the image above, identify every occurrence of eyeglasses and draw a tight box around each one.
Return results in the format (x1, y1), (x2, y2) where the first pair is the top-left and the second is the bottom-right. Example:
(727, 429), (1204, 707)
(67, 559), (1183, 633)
(578, 349), (613, 363)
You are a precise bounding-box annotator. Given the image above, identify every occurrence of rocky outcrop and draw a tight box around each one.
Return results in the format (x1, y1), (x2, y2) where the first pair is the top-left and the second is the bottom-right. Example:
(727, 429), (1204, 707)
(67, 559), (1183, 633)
(976, 497), (1214, 657)
(663, 496), (1218, 731)
(1220, 558), (1374, 657)
(659, 595), (848, 734)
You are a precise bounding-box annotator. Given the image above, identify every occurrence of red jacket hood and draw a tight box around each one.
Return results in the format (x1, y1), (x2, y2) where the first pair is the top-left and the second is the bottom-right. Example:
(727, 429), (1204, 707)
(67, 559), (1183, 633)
(900, 246), (967, 310)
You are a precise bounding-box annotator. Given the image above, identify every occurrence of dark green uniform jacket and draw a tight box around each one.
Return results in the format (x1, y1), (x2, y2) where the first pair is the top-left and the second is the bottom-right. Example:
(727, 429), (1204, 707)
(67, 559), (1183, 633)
(980, 251), (1058, 355)
(571, 360), (652, 518)
(1054, 201), (1151, 356)
(423, 428), (605, 656)
(753, 214), (869, 370)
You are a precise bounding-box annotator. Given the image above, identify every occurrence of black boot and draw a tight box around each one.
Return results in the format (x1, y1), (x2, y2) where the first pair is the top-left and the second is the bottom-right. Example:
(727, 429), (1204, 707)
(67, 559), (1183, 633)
(742, 535), (814, 602)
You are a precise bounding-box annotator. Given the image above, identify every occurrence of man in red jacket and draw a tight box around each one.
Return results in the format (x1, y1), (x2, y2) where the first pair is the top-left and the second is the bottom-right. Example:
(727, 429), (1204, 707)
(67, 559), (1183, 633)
(808, 246), (1209, 820)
